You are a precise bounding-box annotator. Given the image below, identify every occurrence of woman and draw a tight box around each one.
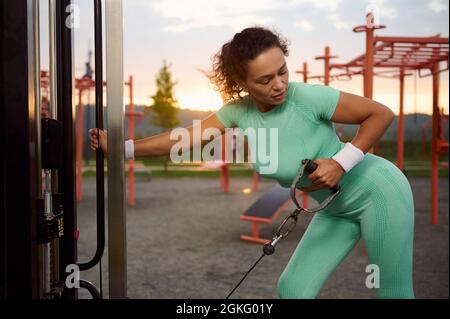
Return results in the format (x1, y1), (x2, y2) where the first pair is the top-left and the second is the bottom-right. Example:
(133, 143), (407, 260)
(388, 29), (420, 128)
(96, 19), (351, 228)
(90, 27), (415, 299)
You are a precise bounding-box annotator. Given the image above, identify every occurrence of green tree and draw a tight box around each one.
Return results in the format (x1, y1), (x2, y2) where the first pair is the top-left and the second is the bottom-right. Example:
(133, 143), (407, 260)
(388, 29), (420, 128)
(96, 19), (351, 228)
(148, 60), (180, 171)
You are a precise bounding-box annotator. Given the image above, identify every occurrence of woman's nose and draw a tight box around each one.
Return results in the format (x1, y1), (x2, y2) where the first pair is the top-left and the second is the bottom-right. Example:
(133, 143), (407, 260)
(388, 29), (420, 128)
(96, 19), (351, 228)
(273, 76), (286, 91)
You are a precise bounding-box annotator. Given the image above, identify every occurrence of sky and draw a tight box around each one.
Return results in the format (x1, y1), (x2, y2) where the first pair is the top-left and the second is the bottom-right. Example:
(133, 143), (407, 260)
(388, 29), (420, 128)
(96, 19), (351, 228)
(40, 0), (449, 115)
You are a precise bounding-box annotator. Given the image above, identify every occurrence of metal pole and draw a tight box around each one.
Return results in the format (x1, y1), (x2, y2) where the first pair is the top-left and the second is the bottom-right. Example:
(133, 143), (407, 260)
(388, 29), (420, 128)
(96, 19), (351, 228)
(431, 61), (440, 225)
(303, 62), (308, 83)
(28, 0), (44, 299)
(364, 28), (374, 101)
(324, 46), (330, 86)
(221, 134), (229, 193)
(48, 0), (58, 118)
(364, 27), (375, 154)
(397, 68), (405, 171)
(127, 76), (135, 206)
(105, 0), (127, 298)
(46, 0), (60, 297)
(76, 89), (83, 201)
(56, 0), (77, 300)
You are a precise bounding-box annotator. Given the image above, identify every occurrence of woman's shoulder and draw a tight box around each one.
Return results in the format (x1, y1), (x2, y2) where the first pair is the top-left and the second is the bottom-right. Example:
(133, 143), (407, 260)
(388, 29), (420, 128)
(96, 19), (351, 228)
(288, 81), (339, 104)
(287, 81), (341, 121)
(288, 81), (326, 99)
(223, 94), (252, 108)
(216, 95), (251, 128)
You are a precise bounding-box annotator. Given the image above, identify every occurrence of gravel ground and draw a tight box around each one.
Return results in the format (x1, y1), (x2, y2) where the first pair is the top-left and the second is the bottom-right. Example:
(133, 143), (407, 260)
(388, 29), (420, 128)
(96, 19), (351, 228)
(76, 175), (448, 299)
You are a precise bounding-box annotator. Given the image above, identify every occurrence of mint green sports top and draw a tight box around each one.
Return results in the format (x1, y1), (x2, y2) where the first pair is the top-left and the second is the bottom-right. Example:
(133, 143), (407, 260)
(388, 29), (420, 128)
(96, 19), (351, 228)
(216, 81), (344, 188)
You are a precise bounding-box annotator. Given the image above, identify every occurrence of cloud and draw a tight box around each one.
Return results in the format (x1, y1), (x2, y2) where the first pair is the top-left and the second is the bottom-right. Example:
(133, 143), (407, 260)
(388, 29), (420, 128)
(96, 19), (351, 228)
(294, 19), (315, 32)
(429, 0), (448, 13)
(163, 14), (272, 33)
(294, 0), (341, 11)
(148, 0), (341, 32)
(365, 0), (397, 20)
(327, 14), (349, 30)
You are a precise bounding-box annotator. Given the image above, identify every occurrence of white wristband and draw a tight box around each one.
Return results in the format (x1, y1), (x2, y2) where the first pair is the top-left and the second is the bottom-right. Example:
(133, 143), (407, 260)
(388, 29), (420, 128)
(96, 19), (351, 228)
(125, 139), (135, 161)
(332, 143), (365, 172)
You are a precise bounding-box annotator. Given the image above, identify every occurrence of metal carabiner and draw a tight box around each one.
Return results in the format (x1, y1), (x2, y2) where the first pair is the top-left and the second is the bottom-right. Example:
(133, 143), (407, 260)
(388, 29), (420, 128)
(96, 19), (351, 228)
(226, 158), (343, 298)
(290, 159), (341, 213)
(274, 209), (300, 238)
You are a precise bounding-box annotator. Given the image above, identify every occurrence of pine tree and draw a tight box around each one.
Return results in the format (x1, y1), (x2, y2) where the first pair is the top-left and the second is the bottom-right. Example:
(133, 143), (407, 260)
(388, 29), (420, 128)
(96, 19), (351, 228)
(149, 60), (180, 130)
(148, 60), (180, 171)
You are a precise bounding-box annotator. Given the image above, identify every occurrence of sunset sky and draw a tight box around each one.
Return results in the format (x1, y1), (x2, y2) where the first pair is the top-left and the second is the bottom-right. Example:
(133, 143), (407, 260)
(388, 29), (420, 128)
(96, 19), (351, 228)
(40, 0), (449, 115)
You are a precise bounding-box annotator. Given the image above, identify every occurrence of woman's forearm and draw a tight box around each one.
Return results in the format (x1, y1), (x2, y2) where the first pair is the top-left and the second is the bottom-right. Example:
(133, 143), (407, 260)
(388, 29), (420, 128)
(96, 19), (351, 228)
(134, 125), (198, 157)
(351, 109), (394, 153)
(134, 127), (194, 157)
(132, 114), (225, 158)
(134, 131), (174, 157)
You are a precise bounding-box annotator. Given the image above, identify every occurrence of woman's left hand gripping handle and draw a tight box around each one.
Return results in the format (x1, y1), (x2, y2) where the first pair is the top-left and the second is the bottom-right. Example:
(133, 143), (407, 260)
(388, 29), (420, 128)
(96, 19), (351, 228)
(89, 128), (108, 155)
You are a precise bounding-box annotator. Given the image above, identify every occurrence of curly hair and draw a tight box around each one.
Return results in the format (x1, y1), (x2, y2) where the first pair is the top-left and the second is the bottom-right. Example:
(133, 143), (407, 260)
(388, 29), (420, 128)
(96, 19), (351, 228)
(209, 27), (290, 102)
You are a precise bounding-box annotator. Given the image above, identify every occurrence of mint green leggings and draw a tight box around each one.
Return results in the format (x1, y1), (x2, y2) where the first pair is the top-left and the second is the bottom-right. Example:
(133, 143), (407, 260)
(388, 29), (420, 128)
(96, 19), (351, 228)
(277, 154), (415, 299)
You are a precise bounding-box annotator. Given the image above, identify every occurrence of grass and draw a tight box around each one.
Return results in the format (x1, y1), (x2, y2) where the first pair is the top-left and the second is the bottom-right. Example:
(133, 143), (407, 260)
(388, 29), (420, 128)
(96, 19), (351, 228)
(82, 163), (448, 178)
(402, 169), (448, 177)
(82, 141), (448, 178)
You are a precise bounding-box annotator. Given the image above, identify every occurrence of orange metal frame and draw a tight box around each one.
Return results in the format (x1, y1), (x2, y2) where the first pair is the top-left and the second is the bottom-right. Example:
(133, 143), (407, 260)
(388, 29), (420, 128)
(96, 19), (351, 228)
(297, 25), (449, 225)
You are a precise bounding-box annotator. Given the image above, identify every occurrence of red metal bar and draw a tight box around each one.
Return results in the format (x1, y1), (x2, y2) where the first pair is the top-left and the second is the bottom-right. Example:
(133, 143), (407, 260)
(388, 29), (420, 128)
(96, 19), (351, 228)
(302, 191), (308, 208)
(422, 125), (427, 160)
(376, 56), (448, 64)
(295, 61), (309, 83)
(301, 62), (308, 83)
(324, 46), (330, 85)
(76, 89), (84, 201)
(240, 221), (269, 244)
(386, 51), (449, 57)
(379, 43), (446, 50)
(127, 75), (135, 206)
(220, 134), (229, 193)
(353, 62), (425, 68)
(337, 41), (391, 68)
(376, 51), (447, 57)
(364, 28), (375, 154)
(252, 221), (259, 238)
(431, 61), (440, 225)
(397, 68), (405, 171)
(374, 56), (437, 61)
(419, 65), (450, 78)
(252, 171), (259, 192)
(374, 53), (443, 59)
(303, 62), (308, 83)
(373, 69), (408, 75)
(375, 36), (448, 44)
(316, 46), (337, 86)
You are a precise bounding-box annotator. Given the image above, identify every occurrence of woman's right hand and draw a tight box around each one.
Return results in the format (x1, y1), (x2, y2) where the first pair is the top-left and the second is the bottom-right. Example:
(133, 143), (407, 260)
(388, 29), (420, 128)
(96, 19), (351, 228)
(89, 128), (107, 155)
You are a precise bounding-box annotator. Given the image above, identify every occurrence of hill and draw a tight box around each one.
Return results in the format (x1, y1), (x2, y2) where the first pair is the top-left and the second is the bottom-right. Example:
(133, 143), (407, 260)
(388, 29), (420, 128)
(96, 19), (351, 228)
(82, 105), (448, 142)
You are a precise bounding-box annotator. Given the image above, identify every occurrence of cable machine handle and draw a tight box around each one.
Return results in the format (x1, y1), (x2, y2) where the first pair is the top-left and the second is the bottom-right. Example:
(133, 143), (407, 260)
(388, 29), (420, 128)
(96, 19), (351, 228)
(303, 160), (339, 193)
(77, 0), (105, 272)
